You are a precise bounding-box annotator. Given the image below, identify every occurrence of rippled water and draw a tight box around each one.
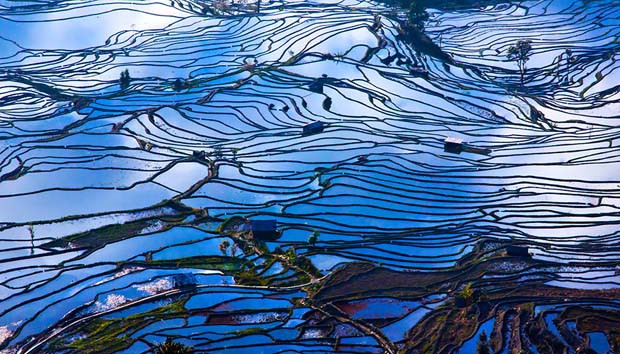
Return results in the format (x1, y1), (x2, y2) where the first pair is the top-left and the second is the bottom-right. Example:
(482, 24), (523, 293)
(0, 0), (619, 352)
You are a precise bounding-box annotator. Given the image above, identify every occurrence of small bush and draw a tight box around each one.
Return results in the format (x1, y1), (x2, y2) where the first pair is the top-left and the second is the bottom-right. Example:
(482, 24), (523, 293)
(219, 240), (230, 255)
(307, 230), (319, 245)
(153, 338), (192, 354)
(476, 331), (490, 354)
(119, 69), (131, 90)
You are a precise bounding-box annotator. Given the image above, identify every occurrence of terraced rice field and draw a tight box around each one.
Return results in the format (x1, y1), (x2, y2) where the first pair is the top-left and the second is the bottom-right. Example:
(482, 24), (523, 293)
(0, 0), (619, 352)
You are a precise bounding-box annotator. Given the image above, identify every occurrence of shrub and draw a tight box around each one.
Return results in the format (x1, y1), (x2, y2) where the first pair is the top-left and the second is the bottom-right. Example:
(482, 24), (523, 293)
(153, 338), (192, 354)
(476, 331), (490, 354)
(119, 69), (131, 90)
(307, 230), (319, 245)
(219, 240), (230, 256)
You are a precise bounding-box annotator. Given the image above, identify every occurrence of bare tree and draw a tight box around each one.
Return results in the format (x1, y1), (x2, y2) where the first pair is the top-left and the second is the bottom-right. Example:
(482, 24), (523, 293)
(507, 40), (532, 86)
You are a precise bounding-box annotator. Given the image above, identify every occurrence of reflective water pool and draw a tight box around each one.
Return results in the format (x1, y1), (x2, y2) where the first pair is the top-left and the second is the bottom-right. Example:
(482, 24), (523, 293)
(1, 0), (619, 352)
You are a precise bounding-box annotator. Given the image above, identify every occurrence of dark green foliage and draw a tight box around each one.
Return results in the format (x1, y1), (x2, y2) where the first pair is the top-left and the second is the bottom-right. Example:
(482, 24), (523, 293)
(234, 267), (268, 286)
(219, 240), (230, 255)
(153, 338), (192, 354)
(119, 69), (131, 90)
(285, 247), (297, 262)
(476, 331), (490, 354)
(407, 0), (428, 28)
(42, 221), (151, 249)
(294, 255), (322, 277)
(378, 0), (428, 28)
(57, 301), (188, 353)
(173, 78), (184, 92)
(455, 282), (476, 307)
(308, 230), (319, 245)
(323, 97), (332, 110)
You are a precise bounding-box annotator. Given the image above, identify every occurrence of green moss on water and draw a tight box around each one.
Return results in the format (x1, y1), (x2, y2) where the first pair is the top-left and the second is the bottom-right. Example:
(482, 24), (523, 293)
(42, 220), (154, 249)
(217, 216), (246, 234)
(148, 255), (246, 271)
(40, 204), (199, 251)
(67, 319), (133, 353)
(234, 267), (270, 286)
(293, 255), (322, 278)
(520, 302), (535, 314)
(256, 241), (270, 255)
(234, 327), (265, 336)
(61, 300), (188, 353)
(285, 248), (297, 262)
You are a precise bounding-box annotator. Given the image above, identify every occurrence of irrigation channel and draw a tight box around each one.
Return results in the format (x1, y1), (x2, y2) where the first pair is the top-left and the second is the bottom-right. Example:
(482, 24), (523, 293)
(0, 0), (619, 352)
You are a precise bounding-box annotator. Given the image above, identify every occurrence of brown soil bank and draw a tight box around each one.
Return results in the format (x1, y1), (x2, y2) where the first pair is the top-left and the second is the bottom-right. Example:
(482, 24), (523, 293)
(308, 241), (620, 354)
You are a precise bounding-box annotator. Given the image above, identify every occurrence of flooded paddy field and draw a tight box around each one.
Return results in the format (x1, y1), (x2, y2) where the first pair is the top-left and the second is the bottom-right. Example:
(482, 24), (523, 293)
(0, 0), (619, 352)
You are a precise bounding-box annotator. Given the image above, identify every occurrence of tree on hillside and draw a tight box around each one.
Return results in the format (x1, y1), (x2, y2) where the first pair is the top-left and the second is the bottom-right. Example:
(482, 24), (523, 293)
(219, 240), (230, 256)
(153, 338), (192, 354)
(119, 69), (131, 90)
(308, 230), (320, 245)
(407, 0), (428, 29)
(477, 331), (491, 354)
(507, 39), (532, 86)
